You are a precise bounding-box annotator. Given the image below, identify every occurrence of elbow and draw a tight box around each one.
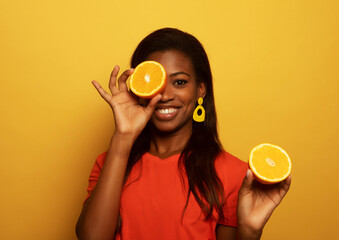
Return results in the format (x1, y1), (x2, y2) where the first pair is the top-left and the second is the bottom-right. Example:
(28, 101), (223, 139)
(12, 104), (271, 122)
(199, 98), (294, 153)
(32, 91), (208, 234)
(75, 219), (115, 240)
(75, 217), (93, 240)
(75, 218), (85, 240)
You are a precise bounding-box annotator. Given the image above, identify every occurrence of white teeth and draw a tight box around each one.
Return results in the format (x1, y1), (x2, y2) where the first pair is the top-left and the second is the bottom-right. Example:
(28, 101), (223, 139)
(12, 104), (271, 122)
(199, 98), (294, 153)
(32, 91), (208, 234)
(157, 108), (177, 114)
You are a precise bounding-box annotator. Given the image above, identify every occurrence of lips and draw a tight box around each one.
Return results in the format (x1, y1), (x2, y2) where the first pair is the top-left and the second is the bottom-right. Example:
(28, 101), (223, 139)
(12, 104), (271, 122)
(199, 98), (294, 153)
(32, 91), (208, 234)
(155, 106), (180, 120)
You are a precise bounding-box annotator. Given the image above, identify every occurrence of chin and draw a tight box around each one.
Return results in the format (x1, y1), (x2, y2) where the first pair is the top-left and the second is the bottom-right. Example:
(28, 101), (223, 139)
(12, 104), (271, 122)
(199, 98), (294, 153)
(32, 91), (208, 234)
(151, 123), (178, 134)
(149, 120), (192, 135)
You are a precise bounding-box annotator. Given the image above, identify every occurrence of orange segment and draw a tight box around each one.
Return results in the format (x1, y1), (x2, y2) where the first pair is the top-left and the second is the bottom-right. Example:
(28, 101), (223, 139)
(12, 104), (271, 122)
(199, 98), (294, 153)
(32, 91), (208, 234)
(130, 61), (166, 99)
(249, 143), (291, 184)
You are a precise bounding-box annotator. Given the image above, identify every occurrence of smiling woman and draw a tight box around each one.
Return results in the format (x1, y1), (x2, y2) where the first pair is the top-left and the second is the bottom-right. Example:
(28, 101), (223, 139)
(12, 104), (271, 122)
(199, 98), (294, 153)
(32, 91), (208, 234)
(75, 28), (291, 240)
(146, 50), (204, 134)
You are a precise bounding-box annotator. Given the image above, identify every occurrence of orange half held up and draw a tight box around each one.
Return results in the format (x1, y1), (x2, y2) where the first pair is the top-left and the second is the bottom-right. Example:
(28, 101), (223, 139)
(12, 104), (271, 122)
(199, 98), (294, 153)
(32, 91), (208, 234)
(129, 61), (166, 99)
(249, 143), (292, 184)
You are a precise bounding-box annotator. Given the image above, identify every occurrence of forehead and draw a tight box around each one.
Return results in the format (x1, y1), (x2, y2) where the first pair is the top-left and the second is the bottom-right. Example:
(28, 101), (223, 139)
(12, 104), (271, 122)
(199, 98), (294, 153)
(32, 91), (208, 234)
(146, 50), (195, 76)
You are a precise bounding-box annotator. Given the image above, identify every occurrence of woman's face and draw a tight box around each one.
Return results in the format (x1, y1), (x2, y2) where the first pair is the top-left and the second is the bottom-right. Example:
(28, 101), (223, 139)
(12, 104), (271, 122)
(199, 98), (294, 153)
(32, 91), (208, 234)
(146, 50), (206, 134)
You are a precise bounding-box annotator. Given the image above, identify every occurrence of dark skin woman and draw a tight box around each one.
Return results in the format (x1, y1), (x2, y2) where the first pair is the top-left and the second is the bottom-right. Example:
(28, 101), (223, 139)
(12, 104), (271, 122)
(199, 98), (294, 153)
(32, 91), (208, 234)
(76, 28), (291, 240)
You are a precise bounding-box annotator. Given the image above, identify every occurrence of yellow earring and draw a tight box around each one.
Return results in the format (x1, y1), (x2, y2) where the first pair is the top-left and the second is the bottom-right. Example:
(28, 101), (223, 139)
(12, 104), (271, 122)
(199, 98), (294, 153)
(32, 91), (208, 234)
(193, 97), (205, 122)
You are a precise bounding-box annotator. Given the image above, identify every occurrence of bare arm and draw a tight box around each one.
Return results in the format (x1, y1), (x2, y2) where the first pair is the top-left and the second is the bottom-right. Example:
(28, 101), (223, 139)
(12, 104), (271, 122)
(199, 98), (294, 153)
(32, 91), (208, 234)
(216, 224), (261, 240)
(76, 134), (133, 239)
(76, 66), (161, 240)
(216, 225), (237, 240)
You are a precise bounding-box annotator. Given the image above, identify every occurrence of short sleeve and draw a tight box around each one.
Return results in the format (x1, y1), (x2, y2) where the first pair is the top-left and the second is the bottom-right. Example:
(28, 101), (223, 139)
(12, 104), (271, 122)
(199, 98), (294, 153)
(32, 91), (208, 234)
(215, 151), (248, 227)
(83, 152), (108, 204)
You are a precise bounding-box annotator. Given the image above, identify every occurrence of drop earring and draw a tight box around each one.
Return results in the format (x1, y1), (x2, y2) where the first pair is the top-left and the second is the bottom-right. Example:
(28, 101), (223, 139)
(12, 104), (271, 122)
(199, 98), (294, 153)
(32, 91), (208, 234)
(193, 97), (205, 122)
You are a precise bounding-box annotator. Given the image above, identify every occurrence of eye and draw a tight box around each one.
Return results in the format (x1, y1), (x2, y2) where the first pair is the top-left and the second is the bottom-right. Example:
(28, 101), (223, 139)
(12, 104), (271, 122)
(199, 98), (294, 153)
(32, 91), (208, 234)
(173, 79), (187, 86)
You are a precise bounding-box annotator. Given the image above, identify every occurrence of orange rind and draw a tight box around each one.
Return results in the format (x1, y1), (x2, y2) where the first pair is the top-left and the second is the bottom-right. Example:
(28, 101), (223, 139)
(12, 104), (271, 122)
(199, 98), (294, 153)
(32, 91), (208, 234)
(130, 61), (166, 99)
(249, 143), (291, 184)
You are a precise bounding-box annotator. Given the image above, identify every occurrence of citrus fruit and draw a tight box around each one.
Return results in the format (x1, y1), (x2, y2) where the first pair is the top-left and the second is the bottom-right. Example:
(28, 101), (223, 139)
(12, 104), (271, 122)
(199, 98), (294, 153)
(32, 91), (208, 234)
(129, 61), (166, 99)
(249, 143), (291, 184)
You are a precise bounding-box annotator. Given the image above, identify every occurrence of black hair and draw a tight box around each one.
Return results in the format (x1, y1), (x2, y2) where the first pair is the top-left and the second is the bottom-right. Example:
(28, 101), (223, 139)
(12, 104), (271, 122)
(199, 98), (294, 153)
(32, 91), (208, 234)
(116, 27), (225, 234)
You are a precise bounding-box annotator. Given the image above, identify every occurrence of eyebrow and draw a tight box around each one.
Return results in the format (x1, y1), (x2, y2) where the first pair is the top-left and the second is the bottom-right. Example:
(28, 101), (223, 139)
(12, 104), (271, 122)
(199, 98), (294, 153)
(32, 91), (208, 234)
(169, 72), (191, 78)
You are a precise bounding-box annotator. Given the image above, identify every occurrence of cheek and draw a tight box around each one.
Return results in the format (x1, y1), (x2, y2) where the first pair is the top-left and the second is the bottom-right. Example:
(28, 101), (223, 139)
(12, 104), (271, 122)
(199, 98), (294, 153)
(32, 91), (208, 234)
(182, 96), (198, 114)
(189, 99), (197, 110)
(181, 91), (198, 108)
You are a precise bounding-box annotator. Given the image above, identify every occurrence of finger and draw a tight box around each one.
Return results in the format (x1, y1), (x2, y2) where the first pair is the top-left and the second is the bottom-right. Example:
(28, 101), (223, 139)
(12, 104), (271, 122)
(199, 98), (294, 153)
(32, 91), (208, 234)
(247, 169), (254, 182)
(109, 65), (120, 95)
(92, 80), (112, 103)
(285, 175), (292, 185)
(281, 175), (292, 193)
(144, 94), (162, 117)
(239, 169), (254, 195)
(272, 175), (291, 201)
(118, 68), (134, 92)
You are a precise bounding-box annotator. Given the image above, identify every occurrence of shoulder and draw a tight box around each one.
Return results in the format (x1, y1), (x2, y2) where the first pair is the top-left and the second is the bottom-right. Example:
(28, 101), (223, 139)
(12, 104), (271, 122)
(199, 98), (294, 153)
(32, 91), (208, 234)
(215, 150), (248, 190)
(215, 150), (248, 171)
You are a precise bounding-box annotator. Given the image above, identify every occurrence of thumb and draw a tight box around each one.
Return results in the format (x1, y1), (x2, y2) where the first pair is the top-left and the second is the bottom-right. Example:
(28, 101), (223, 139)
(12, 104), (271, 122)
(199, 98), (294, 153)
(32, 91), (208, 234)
(239, 169), (254, 195)
(144, 94), (161, 116)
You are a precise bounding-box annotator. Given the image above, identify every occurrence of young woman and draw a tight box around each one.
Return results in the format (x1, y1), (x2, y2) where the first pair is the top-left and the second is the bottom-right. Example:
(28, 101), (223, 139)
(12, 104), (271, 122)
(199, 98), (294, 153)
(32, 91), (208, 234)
(76, 28), (291, 240)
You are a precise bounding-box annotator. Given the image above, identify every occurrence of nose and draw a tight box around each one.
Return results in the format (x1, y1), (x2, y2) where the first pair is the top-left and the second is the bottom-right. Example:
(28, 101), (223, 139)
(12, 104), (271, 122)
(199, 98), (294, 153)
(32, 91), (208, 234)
(159, 81), (174, 102)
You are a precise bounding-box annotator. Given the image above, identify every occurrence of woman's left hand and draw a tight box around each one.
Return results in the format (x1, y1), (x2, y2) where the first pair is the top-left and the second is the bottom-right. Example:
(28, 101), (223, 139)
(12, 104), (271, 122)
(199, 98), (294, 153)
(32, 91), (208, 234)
(237, 169), (291, 239)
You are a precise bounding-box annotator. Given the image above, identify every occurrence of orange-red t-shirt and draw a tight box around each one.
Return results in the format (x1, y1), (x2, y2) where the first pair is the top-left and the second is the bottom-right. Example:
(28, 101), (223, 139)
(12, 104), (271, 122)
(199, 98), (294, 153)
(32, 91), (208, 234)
(85, 151), (248, 240)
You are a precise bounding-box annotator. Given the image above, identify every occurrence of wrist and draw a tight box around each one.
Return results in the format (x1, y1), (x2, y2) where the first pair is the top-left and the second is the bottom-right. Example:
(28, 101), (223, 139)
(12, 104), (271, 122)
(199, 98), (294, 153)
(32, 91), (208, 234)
(110, 132), (136, 155)
(237, 223), (263, 240)
(112, 131), (137, 141)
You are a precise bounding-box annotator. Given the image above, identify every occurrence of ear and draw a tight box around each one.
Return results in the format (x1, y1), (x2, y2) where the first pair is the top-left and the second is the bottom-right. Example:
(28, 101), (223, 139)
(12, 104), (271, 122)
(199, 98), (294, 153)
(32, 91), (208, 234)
(197, 82), (207, 99)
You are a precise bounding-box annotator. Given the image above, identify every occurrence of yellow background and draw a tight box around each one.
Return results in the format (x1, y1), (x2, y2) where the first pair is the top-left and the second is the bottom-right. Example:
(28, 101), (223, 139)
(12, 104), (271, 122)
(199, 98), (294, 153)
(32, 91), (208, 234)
(1, 0), (338, 239)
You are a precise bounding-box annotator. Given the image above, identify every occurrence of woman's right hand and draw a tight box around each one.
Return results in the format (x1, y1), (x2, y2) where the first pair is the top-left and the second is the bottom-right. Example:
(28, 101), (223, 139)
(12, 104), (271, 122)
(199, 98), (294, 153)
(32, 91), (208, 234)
(77, 66), (157, 239)
(92, 65), (161, 139)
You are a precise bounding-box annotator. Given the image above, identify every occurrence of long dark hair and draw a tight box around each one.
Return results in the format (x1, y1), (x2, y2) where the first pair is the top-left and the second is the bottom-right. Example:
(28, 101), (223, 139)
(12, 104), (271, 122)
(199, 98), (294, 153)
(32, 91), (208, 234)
(117, 28), (224, 233)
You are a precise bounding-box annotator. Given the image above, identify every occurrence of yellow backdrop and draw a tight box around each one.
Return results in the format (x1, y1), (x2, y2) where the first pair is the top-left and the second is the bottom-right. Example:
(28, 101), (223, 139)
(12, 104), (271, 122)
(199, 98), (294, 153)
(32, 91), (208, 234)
(1, 0), (338, 239)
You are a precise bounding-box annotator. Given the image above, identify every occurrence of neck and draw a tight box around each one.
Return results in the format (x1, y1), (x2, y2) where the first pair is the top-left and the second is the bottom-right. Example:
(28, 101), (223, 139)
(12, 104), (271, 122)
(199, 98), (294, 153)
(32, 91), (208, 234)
(149, 124), (192, 159)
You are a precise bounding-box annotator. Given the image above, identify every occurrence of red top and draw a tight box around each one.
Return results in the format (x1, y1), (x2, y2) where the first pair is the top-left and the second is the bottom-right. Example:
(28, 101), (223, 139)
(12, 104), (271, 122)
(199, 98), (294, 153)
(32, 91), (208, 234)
(85, 151), (248, 240)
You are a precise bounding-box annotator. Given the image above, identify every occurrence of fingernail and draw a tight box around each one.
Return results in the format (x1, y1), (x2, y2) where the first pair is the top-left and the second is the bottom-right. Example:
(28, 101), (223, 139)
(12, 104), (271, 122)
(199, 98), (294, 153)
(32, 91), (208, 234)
(247, 169), (250, 178)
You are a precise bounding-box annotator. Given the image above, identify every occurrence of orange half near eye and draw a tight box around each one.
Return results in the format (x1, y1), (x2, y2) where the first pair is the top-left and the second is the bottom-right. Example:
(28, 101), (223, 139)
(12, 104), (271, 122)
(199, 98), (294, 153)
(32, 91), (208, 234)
(129, 61), (167, 99)
(249, 143), (292, 184)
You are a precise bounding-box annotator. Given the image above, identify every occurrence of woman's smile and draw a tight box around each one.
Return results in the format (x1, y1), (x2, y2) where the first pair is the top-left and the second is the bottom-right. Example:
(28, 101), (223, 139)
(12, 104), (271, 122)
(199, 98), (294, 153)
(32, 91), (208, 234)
(155, 106), (180, 120)
(145, 50), (205, 133)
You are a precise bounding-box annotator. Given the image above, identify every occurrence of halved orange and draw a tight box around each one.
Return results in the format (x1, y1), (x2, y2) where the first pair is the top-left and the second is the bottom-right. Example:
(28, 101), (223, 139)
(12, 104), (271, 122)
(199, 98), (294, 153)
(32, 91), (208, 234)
(249, 143), (291, 184)
(129, 61), (166, 99)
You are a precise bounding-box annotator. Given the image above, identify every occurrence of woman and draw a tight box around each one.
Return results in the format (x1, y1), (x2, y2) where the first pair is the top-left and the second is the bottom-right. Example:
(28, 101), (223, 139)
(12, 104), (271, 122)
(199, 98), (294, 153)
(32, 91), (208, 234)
(76, 28), (291, 240)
